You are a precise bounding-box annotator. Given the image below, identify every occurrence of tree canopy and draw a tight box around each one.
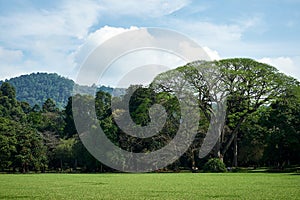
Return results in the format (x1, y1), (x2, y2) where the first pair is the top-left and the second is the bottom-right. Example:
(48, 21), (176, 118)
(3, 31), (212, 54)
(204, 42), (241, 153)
(0, 58), (299, 172)
(152, 58), (299, 166)
(0, 73), (125, 108)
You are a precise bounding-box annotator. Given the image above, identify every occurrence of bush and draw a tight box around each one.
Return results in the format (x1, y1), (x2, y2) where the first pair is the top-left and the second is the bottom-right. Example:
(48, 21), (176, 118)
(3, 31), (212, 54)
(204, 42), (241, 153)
(203, 158), (226, 173)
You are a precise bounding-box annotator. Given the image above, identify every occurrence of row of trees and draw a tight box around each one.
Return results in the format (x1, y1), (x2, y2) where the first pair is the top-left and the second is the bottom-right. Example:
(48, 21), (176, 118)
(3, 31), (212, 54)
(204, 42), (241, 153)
(0, 58), (299, 172)
(0, 82), (105, 172)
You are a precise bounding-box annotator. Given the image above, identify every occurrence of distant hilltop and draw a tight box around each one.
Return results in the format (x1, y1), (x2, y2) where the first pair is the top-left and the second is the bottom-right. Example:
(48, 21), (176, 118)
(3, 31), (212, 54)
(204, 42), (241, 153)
(0, 73), (125, 108)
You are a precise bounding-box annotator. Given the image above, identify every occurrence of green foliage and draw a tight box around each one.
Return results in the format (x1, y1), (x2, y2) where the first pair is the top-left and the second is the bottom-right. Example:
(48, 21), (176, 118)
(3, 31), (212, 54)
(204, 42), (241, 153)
(42, 98), (58, 113)
(0, 82), (16, 99)
(238, 108), (268, 166)
(1, 59), (300, 172)
(153, 58), (299, 167)
(5, 73), (74, 108)
(54, 138), (76, 170)
(262, 86), (300, 166)
(0, 118), (17, 170)
(14, 127), (48, 172)
(203, 158), (227, 172)
(237, 86), (300, 167)
(1, 72), (124, 109)
(0, 82), (48, 172)
(63, 97), (77, 138)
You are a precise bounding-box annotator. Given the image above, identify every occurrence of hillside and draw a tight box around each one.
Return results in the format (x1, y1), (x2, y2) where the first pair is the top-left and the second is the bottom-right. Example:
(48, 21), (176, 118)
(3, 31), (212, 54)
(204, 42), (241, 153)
(0, 73), (124, 108)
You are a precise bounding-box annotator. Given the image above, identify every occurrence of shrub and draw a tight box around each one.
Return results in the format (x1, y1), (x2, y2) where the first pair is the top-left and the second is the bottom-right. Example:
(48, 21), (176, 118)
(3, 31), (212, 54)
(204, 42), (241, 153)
(203, 158), (226, 173)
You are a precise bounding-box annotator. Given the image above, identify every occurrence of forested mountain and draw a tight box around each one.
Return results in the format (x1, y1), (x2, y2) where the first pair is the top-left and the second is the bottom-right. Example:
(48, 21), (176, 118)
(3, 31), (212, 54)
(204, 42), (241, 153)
(0, 73), (125, 108)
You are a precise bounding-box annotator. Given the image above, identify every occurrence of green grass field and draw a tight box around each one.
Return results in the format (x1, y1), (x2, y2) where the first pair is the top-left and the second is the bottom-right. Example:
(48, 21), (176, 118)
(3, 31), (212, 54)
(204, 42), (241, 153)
(0, 173), (299, 199)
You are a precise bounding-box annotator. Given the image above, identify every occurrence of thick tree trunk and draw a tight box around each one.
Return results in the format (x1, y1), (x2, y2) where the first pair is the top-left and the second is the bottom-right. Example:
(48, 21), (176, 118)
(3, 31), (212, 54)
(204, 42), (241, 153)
(60, 159), (63, 171)
(213, 138), (221, 158)
(221, 118), (246, 159)
(74, 159), (77, 172)
(233, 134), (238, 167)
(22, 164), (26, 173)
(191, 150), (196, 169)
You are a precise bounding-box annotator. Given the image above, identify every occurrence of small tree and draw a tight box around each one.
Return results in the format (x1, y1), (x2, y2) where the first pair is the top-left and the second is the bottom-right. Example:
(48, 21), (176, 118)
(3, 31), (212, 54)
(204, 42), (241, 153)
(203, 158), (226, 172)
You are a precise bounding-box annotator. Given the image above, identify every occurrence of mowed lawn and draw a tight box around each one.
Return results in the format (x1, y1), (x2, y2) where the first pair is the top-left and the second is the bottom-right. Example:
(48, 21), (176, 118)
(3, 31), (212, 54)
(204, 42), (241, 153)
(0, 173), (299, 199)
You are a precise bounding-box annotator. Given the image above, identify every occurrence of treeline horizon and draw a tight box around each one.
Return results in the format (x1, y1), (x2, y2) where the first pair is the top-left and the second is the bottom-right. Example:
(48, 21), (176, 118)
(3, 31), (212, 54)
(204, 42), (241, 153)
(0, 72), (125, 109)
(0, 58), (300, 173)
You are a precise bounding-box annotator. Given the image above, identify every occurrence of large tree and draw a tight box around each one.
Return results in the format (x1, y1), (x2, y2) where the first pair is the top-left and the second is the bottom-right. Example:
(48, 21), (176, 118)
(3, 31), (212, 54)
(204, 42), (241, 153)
(0, 117), (17, 170)
(0, 83), (48, 172)
(262, 86), (300, 167)
(152, 58), (298, 166)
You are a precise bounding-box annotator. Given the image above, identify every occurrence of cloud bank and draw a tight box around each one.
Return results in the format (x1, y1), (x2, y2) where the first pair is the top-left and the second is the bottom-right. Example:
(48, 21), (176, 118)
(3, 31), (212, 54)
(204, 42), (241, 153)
(0, 0), (299, 83)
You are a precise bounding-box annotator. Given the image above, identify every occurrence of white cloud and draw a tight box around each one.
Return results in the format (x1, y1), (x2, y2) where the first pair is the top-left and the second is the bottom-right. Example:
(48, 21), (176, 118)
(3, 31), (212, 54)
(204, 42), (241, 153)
(166, 15), (269, 58)
(0, 47), (25, 80)
(0, 0), (191, 81)
(0, 46), (42, 80)
(232, 14), (266, 33)
(105, 46), (220, 87)
(174, 15), (263, 45)
(203, 47), (221, 61)
(99, 0), (190, 17)
(73, 26), (139, 67)
(164, 20), (246, 59)
(0, 47), (23, 64)
(59, 0), (102, 39)
(257, 56), (300, 80)
(73, 25), (217, 86)
(73, 26), (183, 86)
(1, 0), (298, 84)
(0, 0), (101, 40)
(99, 49), (185, 87)
(0, 0), (102, 80)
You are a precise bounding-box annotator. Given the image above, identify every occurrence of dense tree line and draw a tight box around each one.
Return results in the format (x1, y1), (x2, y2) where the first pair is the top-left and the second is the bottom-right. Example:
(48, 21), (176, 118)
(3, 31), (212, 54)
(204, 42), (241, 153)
(0, 58), (299, 173)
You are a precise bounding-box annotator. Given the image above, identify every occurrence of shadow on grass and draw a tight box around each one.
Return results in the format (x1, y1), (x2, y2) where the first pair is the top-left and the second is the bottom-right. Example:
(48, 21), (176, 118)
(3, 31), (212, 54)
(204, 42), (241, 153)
(0, 195), (33, 199)
(289, 173), (300, 175)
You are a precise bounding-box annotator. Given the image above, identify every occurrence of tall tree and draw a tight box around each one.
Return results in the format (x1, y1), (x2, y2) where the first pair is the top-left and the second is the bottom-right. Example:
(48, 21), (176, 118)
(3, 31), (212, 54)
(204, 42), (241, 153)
(152, 58), (298, 166)
(262, 86), (300, 167)
(14, 126), (48, 173)
(42, 98), (58, 113)
(0, 117), (17, 171)
(0, 82), (16, 99)
(63, 97), (77, 138)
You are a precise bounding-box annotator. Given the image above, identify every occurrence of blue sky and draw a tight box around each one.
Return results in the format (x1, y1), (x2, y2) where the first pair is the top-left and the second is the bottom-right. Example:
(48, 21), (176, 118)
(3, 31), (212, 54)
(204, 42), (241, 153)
(0, 0), (300, 84)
